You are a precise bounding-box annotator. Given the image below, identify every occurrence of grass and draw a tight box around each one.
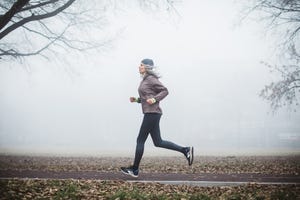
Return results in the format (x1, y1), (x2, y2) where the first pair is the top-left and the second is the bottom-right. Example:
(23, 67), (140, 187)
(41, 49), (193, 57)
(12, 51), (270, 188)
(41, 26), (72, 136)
(0, 179), (298, 200)
(270, 189), (298, 200)
(109, 188), (212, 200)
(54, 182), (79, 199)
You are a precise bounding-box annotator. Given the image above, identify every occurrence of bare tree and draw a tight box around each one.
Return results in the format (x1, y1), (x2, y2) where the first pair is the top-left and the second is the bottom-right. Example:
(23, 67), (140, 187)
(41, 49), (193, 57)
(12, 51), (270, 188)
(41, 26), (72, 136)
(241, 0), (300, 111)
(0, 0), (177, 61)
(260, 45), (300, 111)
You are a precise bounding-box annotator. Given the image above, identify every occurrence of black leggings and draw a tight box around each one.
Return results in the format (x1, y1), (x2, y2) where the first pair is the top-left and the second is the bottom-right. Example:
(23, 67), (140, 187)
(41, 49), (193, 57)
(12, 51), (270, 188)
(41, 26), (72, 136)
(133, 113), (185, 168)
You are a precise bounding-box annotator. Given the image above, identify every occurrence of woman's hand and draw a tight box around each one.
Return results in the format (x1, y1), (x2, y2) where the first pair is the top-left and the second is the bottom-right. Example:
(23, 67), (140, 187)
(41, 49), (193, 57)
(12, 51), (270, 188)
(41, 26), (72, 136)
(146, 98), (156, 105)
(130, 97), (137, 102)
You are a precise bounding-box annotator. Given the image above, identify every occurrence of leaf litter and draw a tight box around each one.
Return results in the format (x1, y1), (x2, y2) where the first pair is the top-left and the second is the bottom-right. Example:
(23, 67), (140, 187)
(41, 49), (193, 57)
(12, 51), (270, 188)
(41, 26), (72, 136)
(0, 155), (299, 199)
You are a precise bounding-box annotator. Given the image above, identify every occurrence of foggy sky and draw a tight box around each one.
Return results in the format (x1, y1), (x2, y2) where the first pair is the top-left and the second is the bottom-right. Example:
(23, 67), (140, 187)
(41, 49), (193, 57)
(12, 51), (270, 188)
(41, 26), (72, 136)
(0, 0), (299, 156)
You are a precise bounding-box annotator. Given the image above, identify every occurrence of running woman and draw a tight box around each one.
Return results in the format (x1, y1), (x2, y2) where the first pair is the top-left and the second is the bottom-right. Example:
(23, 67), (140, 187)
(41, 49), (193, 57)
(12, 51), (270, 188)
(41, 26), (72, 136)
(121, 58), (194, 178)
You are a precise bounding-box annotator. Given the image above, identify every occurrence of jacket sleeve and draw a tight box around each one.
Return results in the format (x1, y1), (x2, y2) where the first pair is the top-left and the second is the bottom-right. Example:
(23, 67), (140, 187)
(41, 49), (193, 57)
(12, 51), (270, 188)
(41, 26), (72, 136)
(151, 77), (169, 102)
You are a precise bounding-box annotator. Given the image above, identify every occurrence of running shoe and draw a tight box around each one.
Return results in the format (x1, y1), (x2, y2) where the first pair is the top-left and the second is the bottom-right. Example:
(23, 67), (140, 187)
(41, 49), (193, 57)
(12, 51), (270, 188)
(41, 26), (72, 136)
(185, 146), (194, 166)
(121, 166), (139, 178)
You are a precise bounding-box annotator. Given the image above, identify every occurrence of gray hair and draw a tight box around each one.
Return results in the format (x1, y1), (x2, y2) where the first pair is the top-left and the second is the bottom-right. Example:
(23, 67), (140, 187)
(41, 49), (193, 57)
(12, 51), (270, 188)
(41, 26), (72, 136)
(145, 65), (161, 78)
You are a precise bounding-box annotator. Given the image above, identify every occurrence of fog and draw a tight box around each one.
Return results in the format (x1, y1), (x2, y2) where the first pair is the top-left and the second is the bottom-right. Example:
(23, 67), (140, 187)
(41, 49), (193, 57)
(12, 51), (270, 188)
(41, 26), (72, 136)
(0, 0), (299, 156)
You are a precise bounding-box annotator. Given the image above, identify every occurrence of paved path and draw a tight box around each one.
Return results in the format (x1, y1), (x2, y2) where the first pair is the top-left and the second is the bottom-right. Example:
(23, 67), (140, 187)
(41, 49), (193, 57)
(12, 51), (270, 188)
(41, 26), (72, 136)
(1, 170), (299, 186)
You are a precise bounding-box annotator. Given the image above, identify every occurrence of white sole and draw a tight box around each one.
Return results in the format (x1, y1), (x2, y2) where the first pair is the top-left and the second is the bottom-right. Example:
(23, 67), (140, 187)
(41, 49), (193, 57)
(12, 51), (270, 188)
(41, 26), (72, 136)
(190, 146), (194, 165)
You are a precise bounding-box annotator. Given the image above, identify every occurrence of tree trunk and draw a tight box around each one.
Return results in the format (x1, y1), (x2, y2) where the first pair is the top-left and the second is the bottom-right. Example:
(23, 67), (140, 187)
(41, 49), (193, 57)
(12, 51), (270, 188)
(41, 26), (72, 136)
(0, 0), (30, 31)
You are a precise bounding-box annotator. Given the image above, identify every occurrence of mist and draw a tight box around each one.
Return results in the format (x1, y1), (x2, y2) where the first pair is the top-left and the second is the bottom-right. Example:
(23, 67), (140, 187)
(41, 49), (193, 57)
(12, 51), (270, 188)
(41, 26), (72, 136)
(0, 0), (299, 156)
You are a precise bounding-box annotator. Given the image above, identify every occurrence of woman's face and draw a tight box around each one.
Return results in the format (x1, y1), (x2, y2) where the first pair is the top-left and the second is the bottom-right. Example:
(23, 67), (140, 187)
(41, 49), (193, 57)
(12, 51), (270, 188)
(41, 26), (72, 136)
(139, 63), (146, 74)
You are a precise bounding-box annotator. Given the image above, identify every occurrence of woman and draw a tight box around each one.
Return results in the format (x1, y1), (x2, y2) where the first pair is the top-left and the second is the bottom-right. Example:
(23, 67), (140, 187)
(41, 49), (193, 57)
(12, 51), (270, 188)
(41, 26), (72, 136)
(121, 58), (194, 178)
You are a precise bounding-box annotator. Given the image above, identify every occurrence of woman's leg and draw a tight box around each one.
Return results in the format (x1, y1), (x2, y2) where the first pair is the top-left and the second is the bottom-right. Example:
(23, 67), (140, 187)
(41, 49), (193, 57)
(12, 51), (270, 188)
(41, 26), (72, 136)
(133, 114), (153, 169)
(149, 114), (194, 166)
(150, 114), (186, 154)
(133, 113), (190, 169)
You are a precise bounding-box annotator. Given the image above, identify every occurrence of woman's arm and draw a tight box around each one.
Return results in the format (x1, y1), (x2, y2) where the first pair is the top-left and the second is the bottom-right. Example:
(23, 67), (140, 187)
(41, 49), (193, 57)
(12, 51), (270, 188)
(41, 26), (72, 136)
(151, 77), (169, 102)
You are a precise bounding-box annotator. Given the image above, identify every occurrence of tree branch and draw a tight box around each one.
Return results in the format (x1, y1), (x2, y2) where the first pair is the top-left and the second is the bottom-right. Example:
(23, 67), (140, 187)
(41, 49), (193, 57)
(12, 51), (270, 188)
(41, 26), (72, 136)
(0, 0), (75, 40)
(289, 26), (300, 40)
(19, 0), (60, 13)
(0, 0), (30, 30)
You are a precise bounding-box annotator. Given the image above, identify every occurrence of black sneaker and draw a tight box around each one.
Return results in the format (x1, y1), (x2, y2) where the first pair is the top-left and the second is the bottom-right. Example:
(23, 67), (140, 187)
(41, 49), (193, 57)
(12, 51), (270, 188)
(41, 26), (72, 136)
(121, 166), (139, 178)
(185, 146), (194, 166)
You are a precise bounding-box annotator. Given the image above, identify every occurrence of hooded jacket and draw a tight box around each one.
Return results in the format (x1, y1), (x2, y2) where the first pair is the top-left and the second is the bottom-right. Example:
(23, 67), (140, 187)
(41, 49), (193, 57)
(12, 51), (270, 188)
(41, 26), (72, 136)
(138, 74), (169, 114)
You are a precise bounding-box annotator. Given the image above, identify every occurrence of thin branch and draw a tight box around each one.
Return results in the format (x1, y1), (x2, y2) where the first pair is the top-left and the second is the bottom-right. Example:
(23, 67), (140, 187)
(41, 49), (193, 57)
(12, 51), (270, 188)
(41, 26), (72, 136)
(268, 4), (300, 13)
(37, 20), (56, 35)
(0, 23), (68, 57)
(289, 26), (300, 40)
